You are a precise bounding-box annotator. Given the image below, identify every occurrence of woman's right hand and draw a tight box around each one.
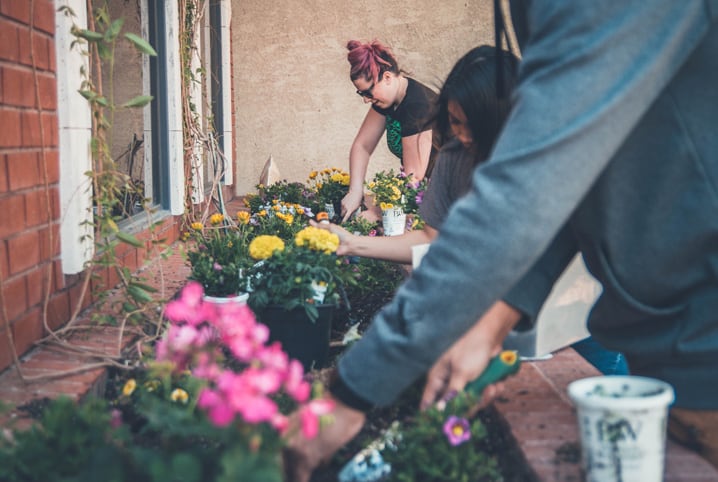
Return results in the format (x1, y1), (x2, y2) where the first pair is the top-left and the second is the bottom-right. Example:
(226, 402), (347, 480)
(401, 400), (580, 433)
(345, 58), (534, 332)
(340, 190), (363, 222)
(310, 220), (354, 256)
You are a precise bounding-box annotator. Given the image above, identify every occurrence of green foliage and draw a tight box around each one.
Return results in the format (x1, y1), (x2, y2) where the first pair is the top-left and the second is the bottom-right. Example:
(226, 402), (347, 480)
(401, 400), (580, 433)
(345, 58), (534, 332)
(0, 397), (134, 482)
(247, 239), (355, 322)
(382, 393), (502, 482)
(184, 214), (253, 297)
(0, 372), (284, 482)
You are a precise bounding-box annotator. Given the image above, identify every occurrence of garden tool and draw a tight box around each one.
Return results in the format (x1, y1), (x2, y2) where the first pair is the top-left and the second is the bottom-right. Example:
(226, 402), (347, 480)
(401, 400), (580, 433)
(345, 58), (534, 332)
(337, 350), (521, 482)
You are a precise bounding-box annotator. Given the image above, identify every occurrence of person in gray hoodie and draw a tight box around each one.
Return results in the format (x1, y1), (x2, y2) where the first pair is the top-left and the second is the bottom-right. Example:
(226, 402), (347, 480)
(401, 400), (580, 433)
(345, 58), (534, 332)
(285, 1), (718, 479)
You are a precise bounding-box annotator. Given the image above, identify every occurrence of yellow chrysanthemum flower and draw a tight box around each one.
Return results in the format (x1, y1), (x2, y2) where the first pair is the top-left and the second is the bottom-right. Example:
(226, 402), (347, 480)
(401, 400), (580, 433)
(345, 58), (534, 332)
(180, 231), (190, 241)
(122, 379), (137, 397)
(295, 226), (340, 253)
(330, 173), (344, 183)
(190, 222), (203, 231)
(237, 211), (251, 224)
(341, 174), (350, 185)
(258, 210), (267, 217)
(249, 235), (285, 260)
(309, 170), (318, 179)
(209, 213), (224, 226)
(379, 202), (394, 211)
(171, 388), (189, 404)
(283, 213), (294, 225)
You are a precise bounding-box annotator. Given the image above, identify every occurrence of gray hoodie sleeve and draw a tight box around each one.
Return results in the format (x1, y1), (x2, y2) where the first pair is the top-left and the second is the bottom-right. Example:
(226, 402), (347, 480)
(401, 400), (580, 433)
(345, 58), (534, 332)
(336, 0), (713, 407)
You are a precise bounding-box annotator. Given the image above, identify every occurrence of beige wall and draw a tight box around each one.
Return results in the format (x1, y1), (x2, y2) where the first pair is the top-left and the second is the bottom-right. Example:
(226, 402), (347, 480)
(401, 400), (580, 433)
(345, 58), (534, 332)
(231, 0), (499, 195)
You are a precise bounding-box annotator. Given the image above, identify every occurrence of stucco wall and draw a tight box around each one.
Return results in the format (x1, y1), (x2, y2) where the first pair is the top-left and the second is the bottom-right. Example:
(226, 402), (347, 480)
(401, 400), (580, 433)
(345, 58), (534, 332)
(231, 0), (499, 195)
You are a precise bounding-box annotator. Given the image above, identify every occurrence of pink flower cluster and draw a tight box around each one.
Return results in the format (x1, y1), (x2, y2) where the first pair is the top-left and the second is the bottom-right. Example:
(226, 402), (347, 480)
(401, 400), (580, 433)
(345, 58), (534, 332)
(157, 281), (333, 438)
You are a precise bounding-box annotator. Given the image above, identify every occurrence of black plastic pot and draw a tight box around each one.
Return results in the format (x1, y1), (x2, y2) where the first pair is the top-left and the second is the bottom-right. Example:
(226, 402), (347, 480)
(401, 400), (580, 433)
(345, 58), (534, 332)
(254, 304), (336, 372)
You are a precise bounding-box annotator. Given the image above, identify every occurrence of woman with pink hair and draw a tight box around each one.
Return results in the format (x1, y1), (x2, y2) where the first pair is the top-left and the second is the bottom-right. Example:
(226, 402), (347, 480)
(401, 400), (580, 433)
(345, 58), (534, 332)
(341, 39), (437, 222)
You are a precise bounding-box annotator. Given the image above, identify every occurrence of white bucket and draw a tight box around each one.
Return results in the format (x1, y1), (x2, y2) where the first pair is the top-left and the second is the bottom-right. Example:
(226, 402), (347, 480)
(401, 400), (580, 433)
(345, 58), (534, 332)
(202, 292), (249, 305)
(568, 375), (675, 482)
(381, 207), (406, 236)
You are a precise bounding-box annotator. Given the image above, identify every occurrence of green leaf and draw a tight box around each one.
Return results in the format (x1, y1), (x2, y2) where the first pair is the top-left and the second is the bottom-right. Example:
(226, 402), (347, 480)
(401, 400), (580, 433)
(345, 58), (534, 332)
(116, 231), (143, 247)
(76, 28), (104, 42)
(129, 281), (159, 293)
(78, 89), (95, 101)
(124, 32), (158, 56)
(122, 95), (154, 108)
(127, 284), (153, 304)
(104, 18), (124, 42)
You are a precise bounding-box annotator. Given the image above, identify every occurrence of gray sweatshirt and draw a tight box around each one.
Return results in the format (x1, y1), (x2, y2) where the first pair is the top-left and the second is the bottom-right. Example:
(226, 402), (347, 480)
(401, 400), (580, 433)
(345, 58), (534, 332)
(336, 0), (718, 410)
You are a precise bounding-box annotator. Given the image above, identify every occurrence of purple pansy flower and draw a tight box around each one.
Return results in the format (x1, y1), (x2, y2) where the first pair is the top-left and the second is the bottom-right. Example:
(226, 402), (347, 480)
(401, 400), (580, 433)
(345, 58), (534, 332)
(443, 415), (471, 446)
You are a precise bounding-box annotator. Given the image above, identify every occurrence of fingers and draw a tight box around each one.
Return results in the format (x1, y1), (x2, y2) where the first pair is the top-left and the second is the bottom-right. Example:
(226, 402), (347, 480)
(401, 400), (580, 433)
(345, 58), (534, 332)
(283, 396), (366, 481)
(421, 360), (450, 410)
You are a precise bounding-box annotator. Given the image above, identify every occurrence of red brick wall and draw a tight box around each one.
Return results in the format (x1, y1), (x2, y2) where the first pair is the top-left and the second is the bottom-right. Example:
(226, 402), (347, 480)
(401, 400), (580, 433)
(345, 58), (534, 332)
(0, 1), (181, 374)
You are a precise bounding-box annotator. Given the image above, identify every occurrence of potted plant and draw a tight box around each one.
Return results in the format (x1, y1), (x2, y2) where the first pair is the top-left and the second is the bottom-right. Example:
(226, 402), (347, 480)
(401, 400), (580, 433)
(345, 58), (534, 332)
(184, 212), (253, 303)
(306, 167), (351, 221)
(366, 169), (427, 236)
(0, 282), (335, 482)
(246, 226), (355, 371)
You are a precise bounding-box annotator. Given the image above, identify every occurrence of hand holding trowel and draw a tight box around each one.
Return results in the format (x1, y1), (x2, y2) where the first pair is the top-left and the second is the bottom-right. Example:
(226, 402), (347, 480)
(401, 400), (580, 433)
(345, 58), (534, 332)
(337, 350), (521, 482)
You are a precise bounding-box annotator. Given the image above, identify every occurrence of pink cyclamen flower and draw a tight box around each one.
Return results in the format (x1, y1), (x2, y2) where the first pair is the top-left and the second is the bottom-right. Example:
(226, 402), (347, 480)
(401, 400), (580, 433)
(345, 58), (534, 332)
(164, 281), (215, 326)
(443, 415), (471, 446)
(198, 389), (235, 427)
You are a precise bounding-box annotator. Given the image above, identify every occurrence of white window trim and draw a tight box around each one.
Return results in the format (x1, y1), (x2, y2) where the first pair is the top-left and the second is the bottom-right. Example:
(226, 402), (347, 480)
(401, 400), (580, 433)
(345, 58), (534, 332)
(220, 0), (233, 185)
(164, 1), (185, 216)
(56, 0), (93, 275)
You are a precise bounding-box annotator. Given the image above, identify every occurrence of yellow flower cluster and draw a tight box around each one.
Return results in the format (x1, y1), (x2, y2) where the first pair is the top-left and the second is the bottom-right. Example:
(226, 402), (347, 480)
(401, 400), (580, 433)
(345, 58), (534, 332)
(249, 235), (285, 260)
(237, 211), (251, 225)
(190, 222), (203, 231)
(294, 226), (340, 254)
(275, 212), (294, 224)
(308, 168), (350, 186)
(209, 213), (224, 226)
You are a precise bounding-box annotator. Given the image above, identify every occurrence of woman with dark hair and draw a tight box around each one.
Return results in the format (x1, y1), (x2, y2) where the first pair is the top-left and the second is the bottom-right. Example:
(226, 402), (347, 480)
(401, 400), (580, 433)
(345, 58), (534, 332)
(317, 45), (517, 263)
(341, 39), (437, 222)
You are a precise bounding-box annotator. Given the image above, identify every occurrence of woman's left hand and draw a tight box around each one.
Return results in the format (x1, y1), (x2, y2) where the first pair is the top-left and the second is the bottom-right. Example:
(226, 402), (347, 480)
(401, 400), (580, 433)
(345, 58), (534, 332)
(310, 220), (354, 256)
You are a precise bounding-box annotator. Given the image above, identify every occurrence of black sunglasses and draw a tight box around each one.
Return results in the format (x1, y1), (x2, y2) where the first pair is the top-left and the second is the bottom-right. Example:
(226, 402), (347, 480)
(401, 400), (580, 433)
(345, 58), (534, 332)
(356, 81), (375, 99)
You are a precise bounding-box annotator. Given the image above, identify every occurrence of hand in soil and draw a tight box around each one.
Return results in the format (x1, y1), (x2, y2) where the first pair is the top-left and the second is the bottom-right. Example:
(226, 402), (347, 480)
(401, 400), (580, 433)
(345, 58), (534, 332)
(283, 395), (366, 482)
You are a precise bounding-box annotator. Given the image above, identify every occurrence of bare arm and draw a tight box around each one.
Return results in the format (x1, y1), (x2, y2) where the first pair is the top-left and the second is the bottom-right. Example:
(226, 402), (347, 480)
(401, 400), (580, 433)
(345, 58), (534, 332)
(342, 109), (386, 220)
(401, 129), (433, 181)
(312, 220), (438, 263)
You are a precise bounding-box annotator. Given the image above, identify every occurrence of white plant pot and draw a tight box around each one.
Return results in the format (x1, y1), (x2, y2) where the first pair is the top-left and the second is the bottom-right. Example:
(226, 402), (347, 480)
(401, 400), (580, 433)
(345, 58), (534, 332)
(202, 292), (249, 305)
(568, 375), (675, 482)
(381, 207), (406, 236)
